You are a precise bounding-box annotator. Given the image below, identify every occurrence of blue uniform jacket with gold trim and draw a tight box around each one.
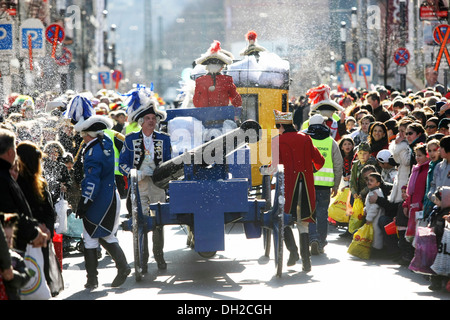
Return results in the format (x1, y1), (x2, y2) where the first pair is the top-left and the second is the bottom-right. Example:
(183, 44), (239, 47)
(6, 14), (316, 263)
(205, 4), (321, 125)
(81, 134), (117, 238)
(119, 130), (172, 177)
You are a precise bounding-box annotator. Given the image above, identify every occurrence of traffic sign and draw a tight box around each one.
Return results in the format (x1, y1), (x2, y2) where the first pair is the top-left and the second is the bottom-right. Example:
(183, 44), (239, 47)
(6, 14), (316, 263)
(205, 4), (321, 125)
(20, 19), (45, 57)
(345, 61), (356, 74)
(394, 47), (411, 67)
(55, 47), (72, 66)
(433, 24), (450, 45)
(112, 70), (123, 82)
(433, 24), (450, 71)
(0, 21), (14, 54)
(97, 66), (111, 89)
(356, 58), (373, 82)
(112, 70), (123, 90)
(45, 24), (65, 44)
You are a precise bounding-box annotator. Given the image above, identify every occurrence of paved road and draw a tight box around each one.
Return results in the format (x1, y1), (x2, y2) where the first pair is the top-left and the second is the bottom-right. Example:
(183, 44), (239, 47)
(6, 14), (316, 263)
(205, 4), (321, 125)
(54, 206), (449, 301)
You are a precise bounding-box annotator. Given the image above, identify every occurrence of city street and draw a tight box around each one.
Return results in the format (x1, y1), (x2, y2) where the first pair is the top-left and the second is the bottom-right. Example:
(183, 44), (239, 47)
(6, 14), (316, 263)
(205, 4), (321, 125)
(55, 201), (449, 301)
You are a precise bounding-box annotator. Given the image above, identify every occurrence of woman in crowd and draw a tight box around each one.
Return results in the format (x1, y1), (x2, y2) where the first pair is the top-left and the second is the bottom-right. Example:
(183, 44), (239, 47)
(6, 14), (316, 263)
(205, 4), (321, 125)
(16, 141), (62, 297)
(367, 121), (389, 158)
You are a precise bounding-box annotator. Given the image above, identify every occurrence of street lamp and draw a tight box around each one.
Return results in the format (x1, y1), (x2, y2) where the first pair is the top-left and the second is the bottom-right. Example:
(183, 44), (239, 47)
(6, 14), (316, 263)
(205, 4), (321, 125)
(399, 0), (406, 91)
(110, 24), (117, 69)
(341, 21), (347, 64)
(351, 7), (358, 63)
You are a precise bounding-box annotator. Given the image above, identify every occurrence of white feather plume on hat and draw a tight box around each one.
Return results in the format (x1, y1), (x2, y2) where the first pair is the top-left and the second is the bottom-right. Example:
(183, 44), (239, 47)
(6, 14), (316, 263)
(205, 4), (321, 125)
(64, 94), (112, 132)
(124, 84), (166, 123)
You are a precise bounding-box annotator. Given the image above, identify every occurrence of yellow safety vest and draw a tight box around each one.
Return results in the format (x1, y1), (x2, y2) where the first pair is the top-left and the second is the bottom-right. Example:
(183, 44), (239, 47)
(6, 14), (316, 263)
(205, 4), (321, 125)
(311, 136), (335, 187)
(104, 129), (124, 176)
(125, 122), (141, 135)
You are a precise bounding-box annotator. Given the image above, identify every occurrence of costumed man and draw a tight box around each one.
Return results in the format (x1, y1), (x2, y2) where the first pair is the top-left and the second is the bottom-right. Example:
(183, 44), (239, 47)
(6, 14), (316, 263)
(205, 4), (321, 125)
(269, 110), (325, 272)
(65, 95), (130, 289)
(193, 40), (242, 108)
(119, 85), (172, 271)
(302, 84), (345, 141)
(240, 30), (267, 60)
(305, 114), (343, 255)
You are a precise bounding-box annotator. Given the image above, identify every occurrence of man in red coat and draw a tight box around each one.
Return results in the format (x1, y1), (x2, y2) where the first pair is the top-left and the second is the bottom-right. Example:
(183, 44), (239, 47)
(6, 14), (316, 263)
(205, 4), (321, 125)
(270, 110), (325, 271)
(193, 40), (242, 108)
(194, 74), (242, 108)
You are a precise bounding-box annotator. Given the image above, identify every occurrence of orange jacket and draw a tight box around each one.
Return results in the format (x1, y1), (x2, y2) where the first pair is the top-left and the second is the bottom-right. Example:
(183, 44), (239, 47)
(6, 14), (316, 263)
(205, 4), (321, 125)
(193, 74), (242, 108)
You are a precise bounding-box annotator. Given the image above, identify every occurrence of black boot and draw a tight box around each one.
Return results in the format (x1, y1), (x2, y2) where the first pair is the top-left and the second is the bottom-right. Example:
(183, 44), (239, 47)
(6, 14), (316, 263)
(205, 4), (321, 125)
(153, 226), (166, 270)
(84, 249), (98, 289)
(300, 233), (311, 272)
(284, 227), (299, 266)
(101, 241), (131, 287)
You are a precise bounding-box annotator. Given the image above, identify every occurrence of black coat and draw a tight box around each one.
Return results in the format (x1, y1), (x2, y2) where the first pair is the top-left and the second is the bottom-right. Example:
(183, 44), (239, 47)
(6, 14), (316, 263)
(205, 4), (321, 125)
(17, 176), (56, 237)
(0, 158), (39, 252)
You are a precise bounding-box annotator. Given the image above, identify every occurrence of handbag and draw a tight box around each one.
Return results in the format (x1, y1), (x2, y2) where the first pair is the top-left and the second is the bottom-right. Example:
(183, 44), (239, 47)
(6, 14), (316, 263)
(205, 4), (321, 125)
(431, 221), (450, 276)
(54, 193), (68, 234)
(47, 242), (64, 297)
(19, 244), (51, 300)
(348, 198), (365, 234)
(408, 226), (438, 275)
(64, 212), (84, 238)
(328, 187), (350, 223)
(348, 223), (373, 259)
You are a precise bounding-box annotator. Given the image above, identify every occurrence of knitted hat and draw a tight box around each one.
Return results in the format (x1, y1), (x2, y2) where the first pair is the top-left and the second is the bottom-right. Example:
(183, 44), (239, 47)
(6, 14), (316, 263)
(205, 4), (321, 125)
(357, 142), (371, 152)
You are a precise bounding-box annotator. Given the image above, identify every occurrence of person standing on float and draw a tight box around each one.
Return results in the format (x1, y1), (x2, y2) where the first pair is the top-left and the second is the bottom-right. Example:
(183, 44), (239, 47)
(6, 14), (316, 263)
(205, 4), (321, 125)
(193, 40), (242, 108)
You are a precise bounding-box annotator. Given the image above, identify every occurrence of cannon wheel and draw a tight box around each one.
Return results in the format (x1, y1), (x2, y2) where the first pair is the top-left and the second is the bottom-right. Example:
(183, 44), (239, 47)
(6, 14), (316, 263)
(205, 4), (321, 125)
(273, 166), (285, 277)
(130, 169), (145, 282)
(198, 251), (217, 258)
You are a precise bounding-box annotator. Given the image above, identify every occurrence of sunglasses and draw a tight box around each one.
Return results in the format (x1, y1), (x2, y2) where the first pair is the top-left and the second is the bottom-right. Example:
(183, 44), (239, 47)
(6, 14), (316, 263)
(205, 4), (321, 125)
(405, 131), (415, 136)
(425, 125), (437, 129)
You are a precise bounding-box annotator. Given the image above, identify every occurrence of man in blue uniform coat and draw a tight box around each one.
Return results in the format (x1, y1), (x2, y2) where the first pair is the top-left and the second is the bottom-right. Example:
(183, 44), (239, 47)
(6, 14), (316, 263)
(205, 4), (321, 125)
(119, 86), (171, 271)
(66, 95), (130, 289)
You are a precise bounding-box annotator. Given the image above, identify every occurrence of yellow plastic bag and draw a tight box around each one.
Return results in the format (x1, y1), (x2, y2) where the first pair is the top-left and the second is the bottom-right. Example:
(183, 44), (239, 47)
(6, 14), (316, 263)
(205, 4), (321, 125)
(328, 188), (350, 223)
(347, 223), (374, 259)
(348, 197), (365, 234)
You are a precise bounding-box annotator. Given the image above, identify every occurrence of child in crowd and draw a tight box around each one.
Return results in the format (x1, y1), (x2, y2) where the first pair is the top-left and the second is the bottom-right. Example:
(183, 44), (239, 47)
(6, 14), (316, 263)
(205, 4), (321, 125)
(345, 117), (357, 133)
(404, 143), (430, 241)
(376, 149), (398, 185)
(428, 136), (450, 206)
(423, 139), (442, 219)
(349, 142), (378, 203)
(350, 114), (374, 147)
(364, 172), (386, 256)
(428, 186), (450, 291)
(339, 136), (355, 188)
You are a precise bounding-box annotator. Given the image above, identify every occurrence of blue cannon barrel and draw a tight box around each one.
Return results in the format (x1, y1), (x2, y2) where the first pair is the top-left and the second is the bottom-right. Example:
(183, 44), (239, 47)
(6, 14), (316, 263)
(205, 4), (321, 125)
(152, 119), (262, 189)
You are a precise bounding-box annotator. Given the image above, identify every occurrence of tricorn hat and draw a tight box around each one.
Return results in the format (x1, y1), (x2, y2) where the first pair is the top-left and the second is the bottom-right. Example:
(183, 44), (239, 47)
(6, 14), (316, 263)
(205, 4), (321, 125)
(240, 30), (267, 56)
(195, 40), (234, 66)
(307, 84), (344, 115)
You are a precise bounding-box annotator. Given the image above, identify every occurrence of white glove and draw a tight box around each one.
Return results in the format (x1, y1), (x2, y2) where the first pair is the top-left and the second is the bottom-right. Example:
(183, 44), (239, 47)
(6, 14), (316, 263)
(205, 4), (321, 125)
(137, 170), (145, 182)
(141, 165), (154, 177)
